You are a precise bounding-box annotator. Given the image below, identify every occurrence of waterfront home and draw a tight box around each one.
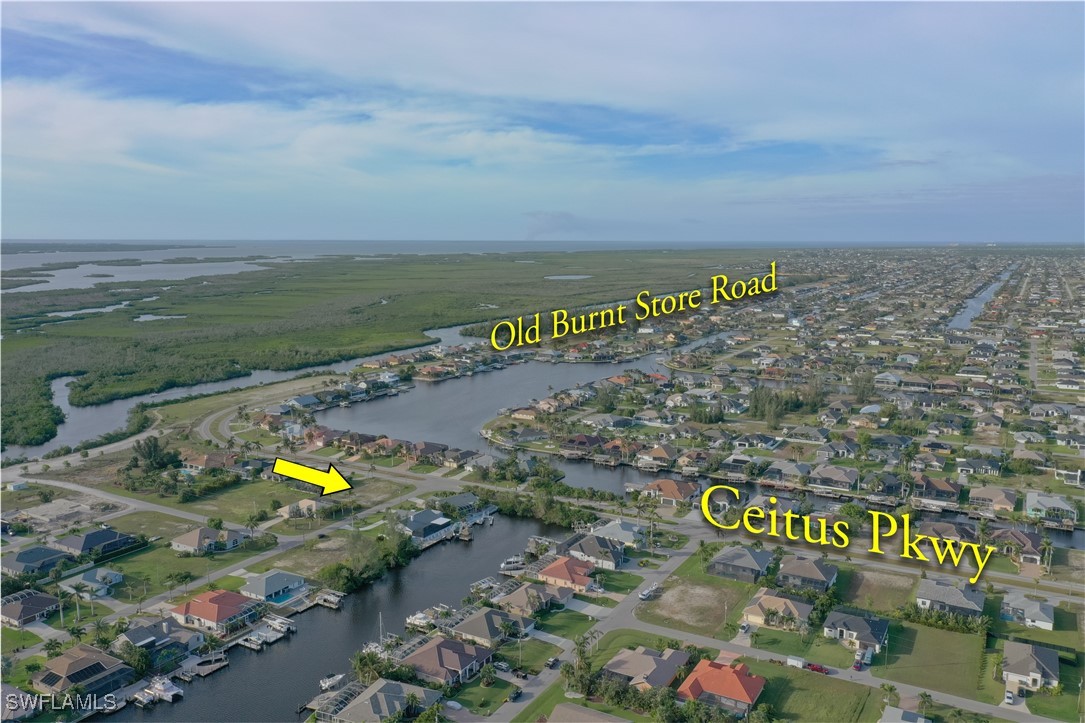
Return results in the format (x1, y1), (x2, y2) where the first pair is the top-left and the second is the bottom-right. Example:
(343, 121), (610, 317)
(741, 588), (813, 630)
(815, 441), (860, 461)
(707, 546), (774, 583)
(763, 460), (812, 484)
(968, 487), (1017, 513)
(401, 636), (492, 686)
(916, 579), (985, 617)
(32, 644), (134, 697)
(1025, 492), (1078, 524)
(51, 529), (136, 558)
(602, 646), (690, 691)
(171, 526), (246, 554)
(495, 582), (572, 617)
(408, 441), (449, 464)
(450, 608), (534, 647)
(398, 509), (455, 546)
(809, 464), (859, 491)
(0, 682), (35, 721)
(1002, 641), (1060, 691)
(734, 434), (780, 451)
(538, 556), (595, 593)
(556, 532), (625, 570)
(1000, 591), (1055, 631)
(1, 590), (59, 628)
(911, 474), (961, 504)
(240, 569), (306, 603)
(642, 478), (700, 507)
(956, 458), (1001, 476)
(316, 678), (442, 723)
(676, 659), (766, 716)
(638, 445), (680, 467)
(860, 472), (903, 497)
(590, 518), (646, 549)
(561, 434), (606, 454)
(989, 528), (1043, 566)
(60, 569), (123, 599)
(170, 589), (262, 635)
(434, 492), (480, 516)
(777, 555), (838, 593)
(0, 546), (74, 577)
(112, 617), (204, 657)
(823, 611), (889, 654)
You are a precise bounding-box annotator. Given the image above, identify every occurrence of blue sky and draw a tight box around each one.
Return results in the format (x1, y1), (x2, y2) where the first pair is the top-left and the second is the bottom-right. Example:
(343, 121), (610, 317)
(2, 3), (1082, 244)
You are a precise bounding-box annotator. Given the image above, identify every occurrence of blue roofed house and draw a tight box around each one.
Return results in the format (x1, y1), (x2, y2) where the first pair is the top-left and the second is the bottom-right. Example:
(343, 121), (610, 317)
(60, 569), (123, 599)
(240, 569), (307, 603)
(398, 509), (454, 546)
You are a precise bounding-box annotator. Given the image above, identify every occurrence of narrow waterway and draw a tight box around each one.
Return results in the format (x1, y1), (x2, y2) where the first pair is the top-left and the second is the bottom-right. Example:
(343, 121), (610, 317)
(947, 267), (1014, 330)
(104, 516), (567, 722)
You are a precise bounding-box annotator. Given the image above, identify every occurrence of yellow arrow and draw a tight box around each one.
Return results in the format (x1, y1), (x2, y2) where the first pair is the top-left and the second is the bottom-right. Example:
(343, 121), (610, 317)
(272, 458), (352, 496)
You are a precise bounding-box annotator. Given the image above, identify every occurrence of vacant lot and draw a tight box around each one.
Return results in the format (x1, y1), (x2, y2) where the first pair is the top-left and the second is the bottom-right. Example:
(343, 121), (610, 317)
(247, 531), (357, 578)
(535, 609), (596, 640)
(108, 538), (273, 599)
(840, 569), (917, 613)
(0, 482), (74, 508)
(636, 548), (754, 639)
(871, 622), (986, 700)
(453, 677), (516, 717)
(751, 629), (857, 669)
(740, 657), (881, 722)
(495, 638), (561, 674)
(595, 569), (643, 595)
(108, 510), (195, 540)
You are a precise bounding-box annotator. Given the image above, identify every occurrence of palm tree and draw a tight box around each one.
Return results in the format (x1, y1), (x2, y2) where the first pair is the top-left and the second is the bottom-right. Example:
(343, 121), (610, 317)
(1040, 535), (1054, 574)
(479, 663), (497, 687)
(245, 514), (261, 540)
(44, 639), (64, 658)
(917, 692), (934, 715)
(56, 591), (72, 628)
(69, 583), (89, 621)
(880, 683), (898, 705)
(93, 618), (110, 647)
(977, 518), (991, 548)
(67, 625), (86, 643)
(351, 650), (383, 685)
(404, 691), (422, 717)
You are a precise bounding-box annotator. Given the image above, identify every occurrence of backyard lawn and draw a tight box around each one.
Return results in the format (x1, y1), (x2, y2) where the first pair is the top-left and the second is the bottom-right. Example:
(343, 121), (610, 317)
(984, 595), (1084, 652)
(1, 627), (42, 654)
(453, 677), (516, 716)
(535, 609), (597, 640)
(1026, 658), (1083, 723)
(870, 622), (986, 700)
(43, 599), (115, 630)
(495, 638), (561, 674)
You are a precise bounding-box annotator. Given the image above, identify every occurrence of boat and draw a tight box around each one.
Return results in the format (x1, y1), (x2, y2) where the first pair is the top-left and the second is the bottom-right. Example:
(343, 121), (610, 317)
(143, 676), (183, 703)
(131, 691), (156, 708)
(319, 673), (346, 691)
(339, 401), (351, 408)
(499, 555), (525, 571)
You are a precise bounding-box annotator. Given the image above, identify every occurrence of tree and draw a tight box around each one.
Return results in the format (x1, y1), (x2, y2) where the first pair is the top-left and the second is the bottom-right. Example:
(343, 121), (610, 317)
(67, 625), (86, 643)
(1040, 535), (1054, 574)
(917, 692), (934, 715)
(479, 663), (497, 687)
(404, 691), (423, 717)
(880, 683), (898, 706)
(351, 650), (384, 685)
(117, 640), (154, 677)
(69, 583), (89, 621)
(207, 518), (224, 530)
(44, 639), (65, 658)
(25, 661), (43, 676)
(245, 514), (261, 540)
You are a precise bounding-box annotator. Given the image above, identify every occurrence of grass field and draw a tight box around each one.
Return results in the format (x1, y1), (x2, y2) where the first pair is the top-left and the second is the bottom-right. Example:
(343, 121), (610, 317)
(43, 599), (115, 630)
(750, 629), (858, 669)
(453, 677), (516, 716)
(1025, 658), (1083, 722)
(0, 483), (73, 508)
(838, 568), (917, 613)
(870, 622), (986, 700)
(1, 627), (43, 654)
(535, 609), (597, 640)
(984, 595), (1084, 651)
(247, 530), (358, 578)
(108, 538), (274, 599)
(6, 655), (47, 690)
(107, 510), (197, 539)
(495, 637), (561, 674)
(594, 569), (643, 595)
(739, 657), (882, 722)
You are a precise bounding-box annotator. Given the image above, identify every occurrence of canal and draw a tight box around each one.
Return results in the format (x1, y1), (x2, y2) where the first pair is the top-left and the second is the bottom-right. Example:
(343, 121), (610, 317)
(104, 515), (567, 722)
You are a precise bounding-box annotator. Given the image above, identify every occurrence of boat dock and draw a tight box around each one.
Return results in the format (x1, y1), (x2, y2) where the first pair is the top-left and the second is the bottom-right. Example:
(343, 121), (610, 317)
(315, 590), (346, 609)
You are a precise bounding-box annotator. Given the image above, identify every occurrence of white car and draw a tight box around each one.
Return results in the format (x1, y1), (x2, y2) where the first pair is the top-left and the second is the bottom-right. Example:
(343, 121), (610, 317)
(1004, 691), (1015, 705)
(739, 622), (750, 634)
(494, 661), (511, 673)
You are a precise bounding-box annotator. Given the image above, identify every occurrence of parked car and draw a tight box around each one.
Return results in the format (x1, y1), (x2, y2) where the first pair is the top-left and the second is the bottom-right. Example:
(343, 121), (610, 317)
(514, 670), (528, 680)
(852, 661), (862, 671)
(507, 688), (522, 702)
(546, 657), (559, 669)
(805, 663), (829, 674)
(1004, 691), (1015, 705)
(494, 661), (511, 672)
(739, 622), (750, 634)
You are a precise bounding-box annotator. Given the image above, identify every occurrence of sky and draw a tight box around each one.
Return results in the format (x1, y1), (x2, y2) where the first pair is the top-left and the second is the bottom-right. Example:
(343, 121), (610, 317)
(2, 2), (1083, 244)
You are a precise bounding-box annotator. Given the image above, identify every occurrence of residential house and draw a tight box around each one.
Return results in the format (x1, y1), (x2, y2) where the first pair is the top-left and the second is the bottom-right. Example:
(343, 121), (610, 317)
(0, 546), (74, 577)
(742, 588), (813, 630)
(182, 452), (239, 472)
(823, 611), (889, 653)
(277, 498), (334, 520)
(557, 533), (625, 570)
(989, 529), (1043, 566)
(316, 678), (443, 723)
(590, 518), (646, 549)
(31, 644), (134, 697)
(915, 580), (985, 617)
(777, 555), (838, 593)
(707, 546), (774, 583)
(1000, 592), (1055, 631)
(860, 472), (904, 497)
(398, 509), (455, 546)
(171, 527), (246, 554)
(450, 608), (534, 647)
(642, 478), (700, 507)
(1025, 492), (1078, 524)
(111, 617), (205, 659)
(911, 474), (961, 504)
(51, 529), (136, 558)
(968, 487), (1017, 513)
(1001, 641), (1060, 691)
(60, 569), (123, 599)
(170, 589), (262, 635)
(810, 464), (859, 491)
(401, 636), (492, 686)
(880, 706), (933, 723)
(957, 458), (1001, 476)
(1, 590), (59, 628)
(496, 582), (572, 617)
(676, 660), (766, 716)
(602, 646), (691, 691)
(538, 556), (595, 593)
(240, 569), (306, 603)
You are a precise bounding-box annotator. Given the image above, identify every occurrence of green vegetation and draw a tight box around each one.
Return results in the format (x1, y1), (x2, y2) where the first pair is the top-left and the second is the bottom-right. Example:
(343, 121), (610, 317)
(5, 655), (47, 690)
(594, 569), (643, 595)
(1025, 658), (1083, 722)
(452, 676), (516, 716)
(984, 595), (1083, 651)
(739, 657), (881, 722)
(2, 248), (772, 448)
(535, 609), (597, 640)
(1, 627), (43, 654)
(751, 629), (858, 669)
(109, 536), (276, 599)
(870, 622), (986, 700)
(495, 637), (561, 674)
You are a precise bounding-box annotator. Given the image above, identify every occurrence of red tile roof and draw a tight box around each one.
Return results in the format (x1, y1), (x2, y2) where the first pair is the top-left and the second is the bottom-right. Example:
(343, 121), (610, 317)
(539, 556), (594, 588)
(677, 660), (765, 706)
(171, 590), (253, 623)
(646, 478), (700, 500)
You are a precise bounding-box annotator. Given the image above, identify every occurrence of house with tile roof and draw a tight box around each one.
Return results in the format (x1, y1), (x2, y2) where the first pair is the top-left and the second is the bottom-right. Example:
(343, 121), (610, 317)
(538, 556), (595, 593)
(170, 589), (262, 635)
(602, 646), (690, 691)
(742, 588), (813, 630)
(777, 555), (838, 593)
(916, 579), (985, 617)
(642, 478), (700, 506)
(1002, 641), (1060, 691)
(31, 644), (134, 697)
(401, 636), (492, 686)
(676, 659), (766, 716)
(450, 607), (534, 648)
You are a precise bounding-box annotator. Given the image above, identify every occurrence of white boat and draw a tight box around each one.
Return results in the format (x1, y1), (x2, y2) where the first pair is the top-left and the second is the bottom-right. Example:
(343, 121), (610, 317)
(319, 673), (346, 691)
(145, 676), (184, 702)
(500, 555), (525, 571)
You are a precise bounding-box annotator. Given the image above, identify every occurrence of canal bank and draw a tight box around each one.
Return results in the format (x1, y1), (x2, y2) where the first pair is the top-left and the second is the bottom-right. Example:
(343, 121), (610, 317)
(101, 515), (567, 722)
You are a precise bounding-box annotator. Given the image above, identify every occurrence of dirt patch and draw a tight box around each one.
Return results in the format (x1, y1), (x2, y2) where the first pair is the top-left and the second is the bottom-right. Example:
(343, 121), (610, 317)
(313, 538), (347, 552)
(649, 583), (732, 631)
(15, 493), (127, 536)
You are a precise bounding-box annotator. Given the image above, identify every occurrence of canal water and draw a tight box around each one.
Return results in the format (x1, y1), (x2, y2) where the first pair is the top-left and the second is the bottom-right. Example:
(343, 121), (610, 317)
(947, 267), (1014, 330)
(104, 515), (567, 722)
